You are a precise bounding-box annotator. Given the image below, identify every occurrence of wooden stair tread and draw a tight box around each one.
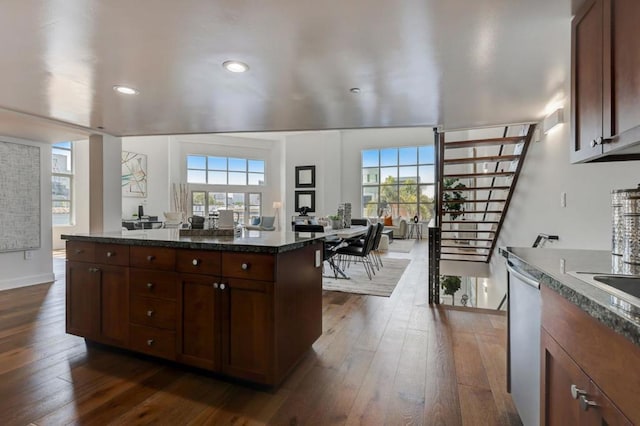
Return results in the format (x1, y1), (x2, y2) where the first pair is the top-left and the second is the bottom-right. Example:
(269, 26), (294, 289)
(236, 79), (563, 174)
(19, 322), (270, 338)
(441, 252), (488, 256)
(440, 230), (496, 234)
(443, 155), (520, 165)
(440, 257), (488, 263)
(448, 210), (503, 214)
(444, 171), (514, 178)
(443, 136), (525, 149)
(442, 186), (510, 191)
(441, 221), (499, 224)
(441, 238), (494, 242)
(442, 199), (507, 203)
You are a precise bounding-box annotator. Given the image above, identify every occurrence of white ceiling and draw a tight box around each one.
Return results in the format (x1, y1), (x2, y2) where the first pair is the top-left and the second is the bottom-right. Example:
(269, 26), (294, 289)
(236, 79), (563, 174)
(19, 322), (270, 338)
(0, 0), (577, 142)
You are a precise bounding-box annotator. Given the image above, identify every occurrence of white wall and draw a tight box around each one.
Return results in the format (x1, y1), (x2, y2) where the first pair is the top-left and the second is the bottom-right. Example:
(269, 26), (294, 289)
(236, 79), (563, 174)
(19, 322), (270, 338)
(487, 119), (640, 308)
(0, 136), (54, 290)
(122, 136), (171, 219)
(283, 131), (342, 224)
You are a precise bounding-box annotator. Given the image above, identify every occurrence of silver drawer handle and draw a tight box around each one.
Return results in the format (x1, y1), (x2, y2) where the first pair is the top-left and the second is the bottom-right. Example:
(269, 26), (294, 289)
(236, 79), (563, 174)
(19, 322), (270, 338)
(147, 339), (154, 346)
(571, 384), (586, 399)
(147, 282), (154, 289)
(579, 395), (597, 411)
(107, 251), (114, 257)
(241, 263), (249, 270)
(213, 283), (219, 289)
(192, 258), (200, 266)
(147, 310), (154, 317)
(88, 267), (100, 273)
(147, 255), (155, 261)
(220, 283), (226, 290)
(75, 249), (83, 254)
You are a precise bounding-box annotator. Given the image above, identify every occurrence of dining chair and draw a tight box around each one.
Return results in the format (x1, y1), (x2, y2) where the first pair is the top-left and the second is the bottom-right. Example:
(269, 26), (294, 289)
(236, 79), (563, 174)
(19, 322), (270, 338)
(336, 224), (377, 279)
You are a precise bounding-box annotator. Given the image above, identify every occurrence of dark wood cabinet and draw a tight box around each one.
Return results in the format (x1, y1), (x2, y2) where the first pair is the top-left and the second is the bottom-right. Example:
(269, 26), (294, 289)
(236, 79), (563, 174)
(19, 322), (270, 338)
(571, 0), (640, 163)
(541, 330), (630, 425)
(541, 286), (638, 424)
(221, 278), (273, 383)
(178, 273), (221, 371)
(65, 239), (323, 386)
(66, 260), (129, 347)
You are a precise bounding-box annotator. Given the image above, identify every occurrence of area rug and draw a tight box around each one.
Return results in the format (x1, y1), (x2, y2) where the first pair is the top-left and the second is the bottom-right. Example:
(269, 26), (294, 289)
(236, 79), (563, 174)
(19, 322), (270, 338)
(322, 258), (410, 297)
(387, 239), (416, 253)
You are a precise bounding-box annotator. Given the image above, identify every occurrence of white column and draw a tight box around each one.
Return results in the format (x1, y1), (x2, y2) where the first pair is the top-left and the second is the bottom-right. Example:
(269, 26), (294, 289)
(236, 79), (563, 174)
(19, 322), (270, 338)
(89, 134), (122, 233)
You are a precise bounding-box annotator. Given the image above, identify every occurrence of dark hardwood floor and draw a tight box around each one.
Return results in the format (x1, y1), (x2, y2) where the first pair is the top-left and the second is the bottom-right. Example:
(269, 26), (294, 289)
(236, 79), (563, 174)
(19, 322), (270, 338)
(0, 242), (520, 425)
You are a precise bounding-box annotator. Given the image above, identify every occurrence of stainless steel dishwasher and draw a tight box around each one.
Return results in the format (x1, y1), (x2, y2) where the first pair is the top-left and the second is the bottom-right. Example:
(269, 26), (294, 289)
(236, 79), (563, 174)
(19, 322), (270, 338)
(507, 262), (541, 426)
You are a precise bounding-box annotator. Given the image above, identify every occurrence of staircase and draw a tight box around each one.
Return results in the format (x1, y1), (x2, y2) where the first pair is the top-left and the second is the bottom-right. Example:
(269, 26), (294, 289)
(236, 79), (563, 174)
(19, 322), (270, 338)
(435, 124), (536, 263)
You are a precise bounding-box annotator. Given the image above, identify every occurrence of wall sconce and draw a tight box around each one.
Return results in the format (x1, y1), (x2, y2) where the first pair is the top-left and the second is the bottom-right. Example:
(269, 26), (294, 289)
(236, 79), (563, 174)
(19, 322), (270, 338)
(272, 201), (282, 231)
(542, 108), (564, 134)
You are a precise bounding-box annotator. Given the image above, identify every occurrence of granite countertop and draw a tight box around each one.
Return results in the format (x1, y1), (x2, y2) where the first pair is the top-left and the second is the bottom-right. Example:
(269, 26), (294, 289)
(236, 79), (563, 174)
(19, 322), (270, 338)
(503, 247), (640, 347)
(61, 229), (325, 254)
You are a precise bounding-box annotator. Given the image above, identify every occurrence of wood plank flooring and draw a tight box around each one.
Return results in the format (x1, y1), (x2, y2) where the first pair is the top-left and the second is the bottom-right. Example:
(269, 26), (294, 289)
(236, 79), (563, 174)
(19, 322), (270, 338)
(0, 242), (520, 425)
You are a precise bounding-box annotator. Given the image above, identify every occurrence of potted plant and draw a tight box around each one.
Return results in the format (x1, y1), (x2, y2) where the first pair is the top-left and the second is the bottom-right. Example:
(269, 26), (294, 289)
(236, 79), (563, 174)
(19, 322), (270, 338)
(442, 178), (467, 220)
(440, 275), (461, 305)
(328, 214), (342, 229)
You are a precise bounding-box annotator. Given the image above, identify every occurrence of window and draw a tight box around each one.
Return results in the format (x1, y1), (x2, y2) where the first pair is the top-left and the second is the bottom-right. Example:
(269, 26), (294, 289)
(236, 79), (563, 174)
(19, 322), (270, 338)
(52, 142), (73, 225)
(191, 191), (262, 226)
(187, 155), (265, 185)
(361, 145), (435, 221)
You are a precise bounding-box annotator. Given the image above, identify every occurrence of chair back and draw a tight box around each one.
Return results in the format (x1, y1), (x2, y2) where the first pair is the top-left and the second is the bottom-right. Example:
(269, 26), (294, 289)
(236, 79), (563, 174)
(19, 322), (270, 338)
(260, 216), (275, 228)
(371, 222), (384, 250)
(360, 224), (378, 255)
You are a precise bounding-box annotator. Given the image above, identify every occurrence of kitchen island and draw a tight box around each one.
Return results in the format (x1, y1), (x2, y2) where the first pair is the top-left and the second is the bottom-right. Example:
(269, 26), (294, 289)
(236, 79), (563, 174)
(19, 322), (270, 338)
(504, 247), (640, 424)
(62, 229), (325, 386)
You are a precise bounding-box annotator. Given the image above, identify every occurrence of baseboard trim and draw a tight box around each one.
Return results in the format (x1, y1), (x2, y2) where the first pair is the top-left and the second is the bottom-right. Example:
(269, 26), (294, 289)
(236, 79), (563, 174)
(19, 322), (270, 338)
(0, 273), (56, 291)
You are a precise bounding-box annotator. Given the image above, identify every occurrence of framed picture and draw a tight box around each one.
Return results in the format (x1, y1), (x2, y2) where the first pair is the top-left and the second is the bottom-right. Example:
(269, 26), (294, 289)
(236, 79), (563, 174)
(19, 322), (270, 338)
(295, 165), (315, 188)
(122, 151), (148, 197)
(295, 190), (316, 213)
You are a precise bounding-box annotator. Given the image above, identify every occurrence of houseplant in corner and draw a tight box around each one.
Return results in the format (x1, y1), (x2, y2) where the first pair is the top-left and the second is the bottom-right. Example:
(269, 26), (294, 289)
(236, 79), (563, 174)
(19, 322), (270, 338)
(440, 275), (461, 305)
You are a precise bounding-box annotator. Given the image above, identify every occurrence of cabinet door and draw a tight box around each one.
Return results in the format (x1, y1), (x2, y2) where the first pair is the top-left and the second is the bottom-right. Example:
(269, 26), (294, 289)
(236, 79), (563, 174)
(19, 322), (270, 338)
(178, 273), (220, 371)
(220, 278), (273, 384)
(66, 261), (100, 339)
(99, 265), (129, 346)
(571, 0), (605, 163)
(541, 330), (631, 425)
(604, 0), (640, 153)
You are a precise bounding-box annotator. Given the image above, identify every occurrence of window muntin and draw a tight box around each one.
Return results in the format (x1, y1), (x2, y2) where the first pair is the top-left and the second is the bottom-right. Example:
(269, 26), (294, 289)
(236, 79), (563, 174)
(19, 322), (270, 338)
(52, 142), (73, 226)
(361, 145), (435, 222)
(187, 155), (265, 185)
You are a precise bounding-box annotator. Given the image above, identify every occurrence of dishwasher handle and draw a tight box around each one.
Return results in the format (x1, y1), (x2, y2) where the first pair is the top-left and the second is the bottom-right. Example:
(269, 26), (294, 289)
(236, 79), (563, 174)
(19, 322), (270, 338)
(507, 262), (540, 289)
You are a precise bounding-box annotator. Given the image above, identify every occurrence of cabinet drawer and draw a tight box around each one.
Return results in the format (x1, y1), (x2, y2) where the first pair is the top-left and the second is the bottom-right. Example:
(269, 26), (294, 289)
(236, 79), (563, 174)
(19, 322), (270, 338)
(130, 270), (177, 300)
(130, 246), (175, 271)
(95, 244), (130, 266)
(66, 241), (95, 263)
(222, 253), (274, 281)
(129, 324), (176, 360)
(130, 295), (176, 330)
(176, 249), (222, 275)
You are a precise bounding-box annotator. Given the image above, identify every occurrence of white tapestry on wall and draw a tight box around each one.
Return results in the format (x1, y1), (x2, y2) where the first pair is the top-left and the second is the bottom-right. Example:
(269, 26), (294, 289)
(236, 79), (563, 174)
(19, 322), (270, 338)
(0, 141), (41, 252)
(121, 151), (147, 197)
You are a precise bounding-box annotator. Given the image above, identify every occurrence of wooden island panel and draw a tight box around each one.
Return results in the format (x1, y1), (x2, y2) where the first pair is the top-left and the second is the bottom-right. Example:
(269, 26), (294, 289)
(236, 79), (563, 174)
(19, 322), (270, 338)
(65, 238), (323, 387)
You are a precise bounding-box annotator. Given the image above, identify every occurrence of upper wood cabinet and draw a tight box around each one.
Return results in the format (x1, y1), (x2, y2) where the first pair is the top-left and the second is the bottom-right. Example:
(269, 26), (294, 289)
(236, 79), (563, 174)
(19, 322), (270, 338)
(571, 0), (640, 163)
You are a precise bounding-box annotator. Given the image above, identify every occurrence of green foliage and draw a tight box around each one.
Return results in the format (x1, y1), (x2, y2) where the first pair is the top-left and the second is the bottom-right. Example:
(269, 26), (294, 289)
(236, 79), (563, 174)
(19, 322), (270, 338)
(328, 214), (340, 220)
(440, 275), (461, 296)
(442, 178), (466, 220)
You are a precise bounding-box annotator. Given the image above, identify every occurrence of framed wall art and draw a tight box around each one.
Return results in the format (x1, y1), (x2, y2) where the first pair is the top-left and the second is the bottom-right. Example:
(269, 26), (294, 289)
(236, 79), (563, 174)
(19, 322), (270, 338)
(294, 190), (316, 213)
(0, 141), (41, 252)
(122, 151), (147, 197)
(295, 165), (315, 188)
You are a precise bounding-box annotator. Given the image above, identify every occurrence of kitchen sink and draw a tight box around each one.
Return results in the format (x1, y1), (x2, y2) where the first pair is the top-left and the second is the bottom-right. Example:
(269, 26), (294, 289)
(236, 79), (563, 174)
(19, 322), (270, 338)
(568, 272), (640, 320)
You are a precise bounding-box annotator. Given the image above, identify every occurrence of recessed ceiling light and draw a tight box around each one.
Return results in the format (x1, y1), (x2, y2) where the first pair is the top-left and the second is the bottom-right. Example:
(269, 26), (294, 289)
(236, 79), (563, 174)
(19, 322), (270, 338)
(350, 87), (361, 94)
(223, 61), (249, 73)
(113, 85), (139, 95)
